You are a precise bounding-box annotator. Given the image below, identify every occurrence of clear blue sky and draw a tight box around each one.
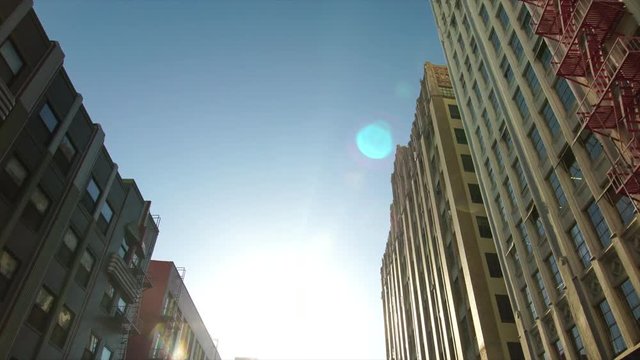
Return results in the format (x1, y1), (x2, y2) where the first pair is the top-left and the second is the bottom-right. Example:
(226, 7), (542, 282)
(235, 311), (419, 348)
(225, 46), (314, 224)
(35, 0), (445, 358)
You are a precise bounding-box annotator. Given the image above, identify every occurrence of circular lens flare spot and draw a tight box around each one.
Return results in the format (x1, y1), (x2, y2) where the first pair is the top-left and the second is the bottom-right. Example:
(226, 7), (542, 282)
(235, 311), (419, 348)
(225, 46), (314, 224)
(356, 122), (393, 159)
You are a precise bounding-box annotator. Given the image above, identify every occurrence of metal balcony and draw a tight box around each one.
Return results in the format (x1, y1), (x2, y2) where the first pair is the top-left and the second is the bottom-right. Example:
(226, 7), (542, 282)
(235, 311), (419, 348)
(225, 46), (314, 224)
(107, 254), (140, 303)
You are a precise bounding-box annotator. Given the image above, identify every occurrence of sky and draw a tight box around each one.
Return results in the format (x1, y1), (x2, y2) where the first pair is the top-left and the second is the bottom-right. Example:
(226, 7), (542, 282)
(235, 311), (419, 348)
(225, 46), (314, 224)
(34, 0), (445, 358)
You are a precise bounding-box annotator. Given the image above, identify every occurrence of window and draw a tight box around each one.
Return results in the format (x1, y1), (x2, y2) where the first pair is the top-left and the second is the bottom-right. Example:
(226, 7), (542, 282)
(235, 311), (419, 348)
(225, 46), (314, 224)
(518, 222), (532, 254)
(493, 144), (503, 168)
(470, 36), (478, 55)
(509, 33), (524, 58)
(530, 128), (547, 159)
(0, 249), (19, 300)
(520, 9), (533, 37)
(480, 5), (489, 25)
(1, 156), (28, 201)
(586, 201), (611, 248)
(549, 171), (567, 208)
(506, 180), (516, 207)
(100, 347), (113, 360)
(4, 157), (27, 186)
(569, 326), (586, 358)
(86, 178), (101, 203)
(476, 126), (485, 152)
(555, 79), (576, 112)
(461, 154), (474, 172)
(454, 128), (468, 144)
(496, 294), (515, 323)
(23, 187), (50, 230)
(570, 224), (591, 268)
(502, 130), (513, 152)
(479, 62), (489, 84)
(583, 133), (603, 159)
(27, 287), (55, 332)
(56, 229), (78, 268)
(98, 202), (113, 233)
(100, 283), (114, 312)
(472, 82), (481, 103)
(116, 297), (127, 317)
(514, 88), (529, 119)
(448, 104), (461, 119)
(533, 212), (545, 238)
(541, 102), (561, 137)
(547, 255), (564, 289)
(620, 279), (640, 324)
(537, 42), (552, 67)
(524, 63), (541, 94)
(497, 195), (507, 220)
(59, 135), (77, 162)
(151, 333), (162, 358)
(477, 216), (492, 238)
(616, 196), (635, 226)
(30, 187), (50, 214)
(489, 29), (501, 51)
(76, 251), (95, 288)
(508, 342), (525, 360)
(82, 333), (99, 360)
(51, 306), (74, 348)
(468, 184), (483, 203)
(554, 338), (565, 359)
(118, 239), (129, 259)
(514, 160), (528, 191)
(131, 252), (141, 270)
(501, 57), (514, 84)
(598, 299), (626, 355)
(489, 91), (500, 116)
(39, 103), (59, 133)
(0, 40), (23, 75)
(523, 285), (537, 319)
(485, 253), (502, 277)
(534, 271), (551, 306)
(498, 5), (509, 28)
(561, 150), (583, 186)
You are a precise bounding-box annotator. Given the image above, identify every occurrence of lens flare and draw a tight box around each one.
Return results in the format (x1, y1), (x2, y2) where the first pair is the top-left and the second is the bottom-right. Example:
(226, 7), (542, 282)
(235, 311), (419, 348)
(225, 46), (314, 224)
(356, 122), (393, 159)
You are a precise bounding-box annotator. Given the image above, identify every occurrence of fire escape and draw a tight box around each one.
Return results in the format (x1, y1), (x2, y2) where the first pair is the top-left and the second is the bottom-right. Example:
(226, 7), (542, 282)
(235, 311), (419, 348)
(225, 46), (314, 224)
(527, 0), (640, 200)
(110, 208), (159, 360)
(152, 266), (186, 360)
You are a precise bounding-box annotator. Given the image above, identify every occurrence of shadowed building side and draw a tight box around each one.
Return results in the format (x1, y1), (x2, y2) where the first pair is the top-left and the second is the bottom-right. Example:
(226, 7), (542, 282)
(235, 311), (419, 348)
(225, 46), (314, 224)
(0, 0), (160, 359)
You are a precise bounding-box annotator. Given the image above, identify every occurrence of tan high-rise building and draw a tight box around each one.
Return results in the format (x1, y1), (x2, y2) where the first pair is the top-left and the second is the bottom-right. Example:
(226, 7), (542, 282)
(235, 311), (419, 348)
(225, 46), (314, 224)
(381, 63), (521, 360)
(428, 0), (640, 358)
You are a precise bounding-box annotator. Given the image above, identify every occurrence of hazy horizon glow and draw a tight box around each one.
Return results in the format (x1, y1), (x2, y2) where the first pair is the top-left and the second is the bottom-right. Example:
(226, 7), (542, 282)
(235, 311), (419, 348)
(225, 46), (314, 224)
(34, 0), (445, 358)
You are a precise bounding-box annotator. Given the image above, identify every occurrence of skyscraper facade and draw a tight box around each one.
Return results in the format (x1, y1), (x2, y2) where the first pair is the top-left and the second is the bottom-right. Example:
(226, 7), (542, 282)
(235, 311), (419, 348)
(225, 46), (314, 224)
(429, 0), (640, 358)
(381, 63), (521, 360)
(0, 1), (159, 359)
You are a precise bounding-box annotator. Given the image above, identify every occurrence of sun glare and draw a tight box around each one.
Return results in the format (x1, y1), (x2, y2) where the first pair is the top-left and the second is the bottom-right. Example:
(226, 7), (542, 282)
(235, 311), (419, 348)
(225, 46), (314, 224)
(202, 234), (378, 359)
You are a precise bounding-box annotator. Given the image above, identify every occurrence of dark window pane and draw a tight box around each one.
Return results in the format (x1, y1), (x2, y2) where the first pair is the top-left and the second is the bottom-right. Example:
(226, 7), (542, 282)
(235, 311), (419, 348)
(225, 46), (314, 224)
(485, 253), (503, 278)
(496, 295), (515, 323)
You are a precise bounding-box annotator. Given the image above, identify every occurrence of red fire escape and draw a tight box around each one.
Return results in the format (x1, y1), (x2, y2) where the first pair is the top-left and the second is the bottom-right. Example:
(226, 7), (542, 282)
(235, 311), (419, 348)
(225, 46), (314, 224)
(526, 0), (640, 199)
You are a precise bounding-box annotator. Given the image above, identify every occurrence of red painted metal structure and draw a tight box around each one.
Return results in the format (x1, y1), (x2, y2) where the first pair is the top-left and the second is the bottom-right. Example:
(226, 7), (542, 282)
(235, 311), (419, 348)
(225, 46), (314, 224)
(525, 0), (640, 200)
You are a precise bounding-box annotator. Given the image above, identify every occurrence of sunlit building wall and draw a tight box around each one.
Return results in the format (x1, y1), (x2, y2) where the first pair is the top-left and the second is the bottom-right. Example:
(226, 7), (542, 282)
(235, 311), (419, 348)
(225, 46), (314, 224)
(381, 63), (520, 360)
(428, 0), (640, 358)
(127, 261), (220, 360)
(0, 1), (160, 359)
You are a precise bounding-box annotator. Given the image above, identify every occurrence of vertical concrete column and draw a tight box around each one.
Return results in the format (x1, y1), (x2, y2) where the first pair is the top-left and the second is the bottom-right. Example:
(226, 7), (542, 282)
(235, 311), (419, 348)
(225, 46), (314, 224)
(0, 0), (33, 45)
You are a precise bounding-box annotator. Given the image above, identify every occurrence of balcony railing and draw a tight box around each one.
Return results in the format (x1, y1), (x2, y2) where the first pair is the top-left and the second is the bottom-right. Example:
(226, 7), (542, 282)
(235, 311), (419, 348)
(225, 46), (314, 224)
(107, 254), (140, 303)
